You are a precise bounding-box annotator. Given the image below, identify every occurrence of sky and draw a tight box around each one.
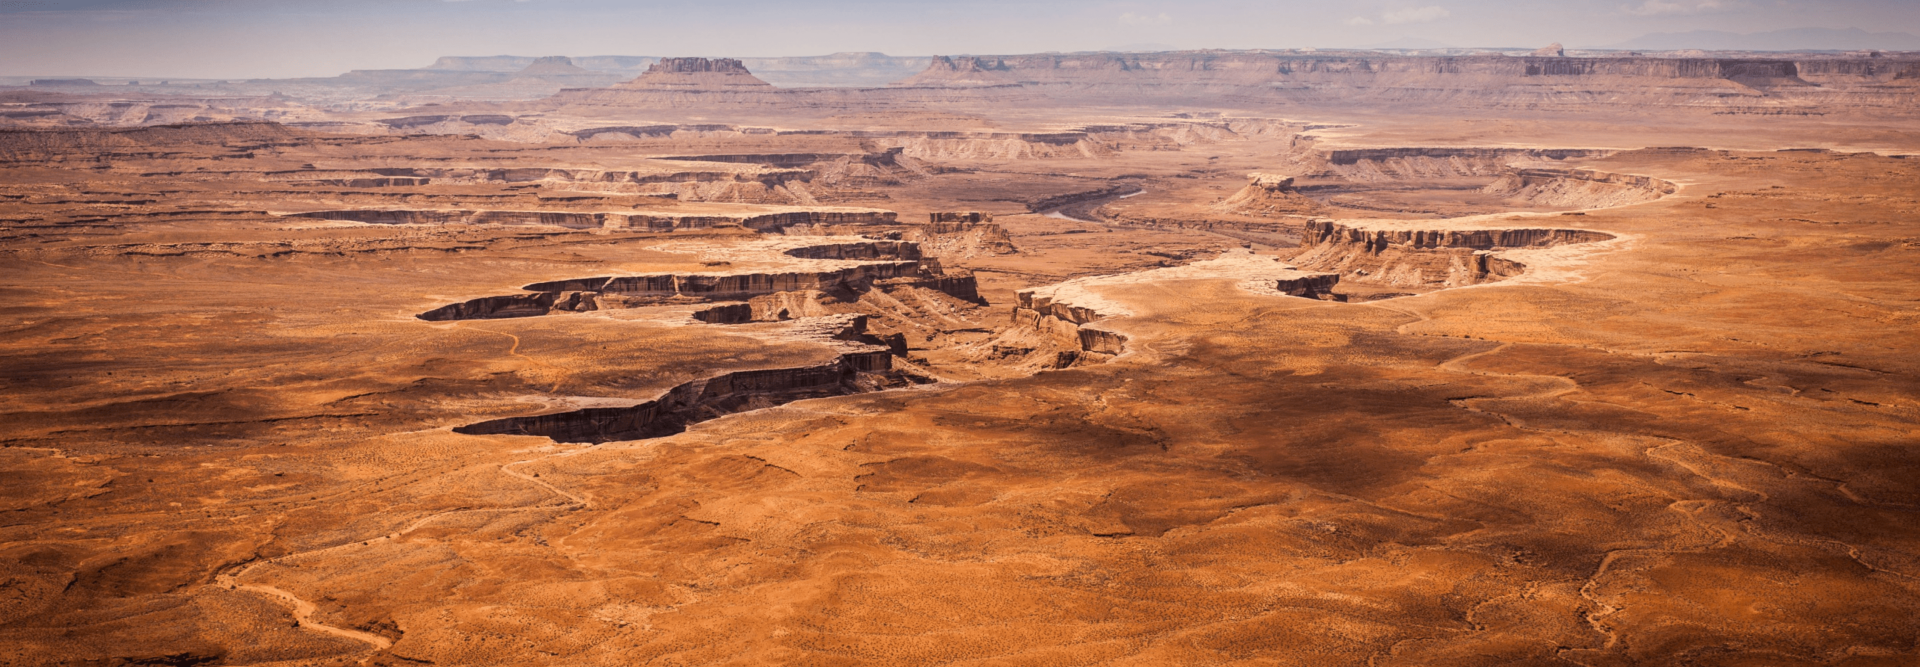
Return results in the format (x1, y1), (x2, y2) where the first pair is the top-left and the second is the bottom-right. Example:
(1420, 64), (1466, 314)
(1, 0), (1916, 78)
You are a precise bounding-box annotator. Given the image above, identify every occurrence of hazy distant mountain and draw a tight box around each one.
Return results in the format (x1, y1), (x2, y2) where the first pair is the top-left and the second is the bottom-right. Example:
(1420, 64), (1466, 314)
(1610, 27), (1920, 51)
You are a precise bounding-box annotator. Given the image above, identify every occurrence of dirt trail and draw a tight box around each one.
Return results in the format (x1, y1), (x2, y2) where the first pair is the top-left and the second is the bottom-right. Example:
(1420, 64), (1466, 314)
(226, 581), (396, 650)
(214, 452), (593, 654)
(467, 325), (571, 392)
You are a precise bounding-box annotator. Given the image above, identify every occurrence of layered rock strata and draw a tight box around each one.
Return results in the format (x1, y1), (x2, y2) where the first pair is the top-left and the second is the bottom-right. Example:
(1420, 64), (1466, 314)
(454, 347), (907, 444)
(1003, 252), (1339, 367)
(1481, 167), (1679, 208)
(906, 214), (1017, 258)
(418, 291), (599, 322)
(1317, 148), (1612, 182)
(286, 208), (894, 232)
(419, 241), (980, 321)
(1291, 219), (1614, 289)
(1011, 290), (1128, 367)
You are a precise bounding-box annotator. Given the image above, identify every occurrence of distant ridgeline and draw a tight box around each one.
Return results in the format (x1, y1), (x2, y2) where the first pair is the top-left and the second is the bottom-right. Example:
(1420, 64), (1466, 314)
(549, 50), (1920, 114)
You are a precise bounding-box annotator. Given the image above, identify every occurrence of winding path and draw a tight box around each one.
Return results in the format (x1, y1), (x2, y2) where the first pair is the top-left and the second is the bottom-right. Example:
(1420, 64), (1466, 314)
(214, 451), (594, 654)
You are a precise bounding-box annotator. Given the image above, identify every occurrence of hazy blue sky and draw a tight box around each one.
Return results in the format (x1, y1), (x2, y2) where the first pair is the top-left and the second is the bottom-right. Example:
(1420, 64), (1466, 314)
(2, 0), (1916, 78)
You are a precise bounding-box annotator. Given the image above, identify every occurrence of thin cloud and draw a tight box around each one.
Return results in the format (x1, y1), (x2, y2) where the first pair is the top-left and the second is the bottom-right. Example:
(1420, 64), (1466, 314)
(1381, 6), (1450, 24)
(1625, 0), (1738, 16)
(1119, 12), (1172, 26)
(1349, 6), (1449, 27)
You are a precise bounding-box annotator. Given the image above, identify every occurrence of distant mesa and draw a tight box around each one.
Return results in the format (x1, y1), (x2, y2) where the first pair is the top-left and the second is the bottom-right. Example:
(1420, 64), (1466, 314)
(30, 79), (102, 87)
(516, 56), (591, 76)
(426, 55), (538, 71)
(617, 57), (774, 89)
(1532, 43), (1566, 57)
(892, 56), (1015, 87)
(1610, 27), (1920, 52)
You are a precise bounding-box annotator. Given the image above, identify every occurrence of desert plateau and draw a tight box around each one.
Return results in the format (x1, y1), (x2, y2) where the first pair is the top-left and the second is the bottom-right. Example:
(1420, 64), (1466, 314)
(2, 6), (1920, 665)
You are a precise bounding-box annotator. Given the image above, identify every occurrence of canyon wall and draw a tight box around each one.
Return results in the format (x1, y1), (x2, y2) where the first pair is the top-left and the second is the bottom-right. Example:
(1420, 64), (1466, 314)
(286, 208), (895, 232)
(1010, 289), (1128, 366)
(1481, 167), (1679, 208)
(1291, 219), (1613, 289)
(1317, 148), (1614, 182)
(417, 239), (977, 321)
(454, 349), (900, 444)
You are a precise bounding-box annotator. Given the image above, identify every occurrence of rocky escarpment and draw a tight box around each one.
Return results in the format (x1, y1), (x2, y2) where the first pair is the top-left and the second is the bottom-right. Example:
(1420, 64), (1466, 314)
(1274, 273), (1345, 300)
(418, 240), (980, 321)
(1316, 148), (1612, 183)
(418, 291), (599, 322)
(655, 147), (929, 200)
(1010, 290), (1128, 368)
(781, 240), (922, 260)
(1214, 173), (1324, 217)
(1481, 167), (1678, 209)
(455, 346), (910, 444)
(1025, 184), (1144, 213)
(1290, 219), (1615, 291)
(996, 252), (1341, 367)
(284, 208), (894, 232)
(905, 212), (1017, 259)
(522, 262), (943, 300)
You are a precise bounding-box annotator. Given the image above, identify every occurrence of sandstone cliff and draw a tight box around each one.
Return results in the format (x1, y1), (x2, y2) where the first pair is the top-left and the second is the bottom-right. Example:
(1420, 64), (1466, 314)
(455, 346), (904, 444)
(1290, 219), (1615, 290)
(1481, 167), (1678, 209)
(285, 208), (895, 232)
(905, 213), (1017, 259)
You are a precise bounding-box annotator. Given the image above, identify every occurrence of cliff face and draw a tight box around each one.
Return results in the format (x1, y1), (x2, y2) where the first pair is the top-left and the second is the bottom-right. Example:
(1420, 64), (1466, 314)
(287, 208), (895, 232)
(1290, 219), (1614, 289)
(417, 291), (598, 322)
(906, 213), (1017, 259)
(1298, 219), (1615, 252)
(1009, 289), (1127, 367)
(454, 349), (903, 444)
(420, 240), (980, 321)
(1481, 168), (1679, 209)
(1317, 148), (1612, 182)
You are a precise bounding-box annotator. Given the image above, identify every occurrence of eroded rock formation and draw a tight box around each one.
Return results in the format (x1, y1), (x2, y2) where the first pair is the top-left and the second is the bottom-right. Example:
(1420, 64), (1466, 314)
(286, 208), (895, 232)
(1481, 167), (1679, 208)
(1290, 219), (1614, 290)
(420, 240), (980, 321)
(1009, 290), (1128, 368)
(1214, 172), (1324, 217)
(1317, 148), (1611, 182)
(905, 212), (1017, 258)
(455, 346), (908, 444)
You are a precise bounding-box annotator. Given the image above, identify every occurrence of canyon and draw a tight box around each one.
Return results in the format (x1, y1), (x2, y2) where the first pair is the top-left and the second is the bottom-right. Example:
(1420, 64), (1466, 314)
(2, 46), (1919, 667)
